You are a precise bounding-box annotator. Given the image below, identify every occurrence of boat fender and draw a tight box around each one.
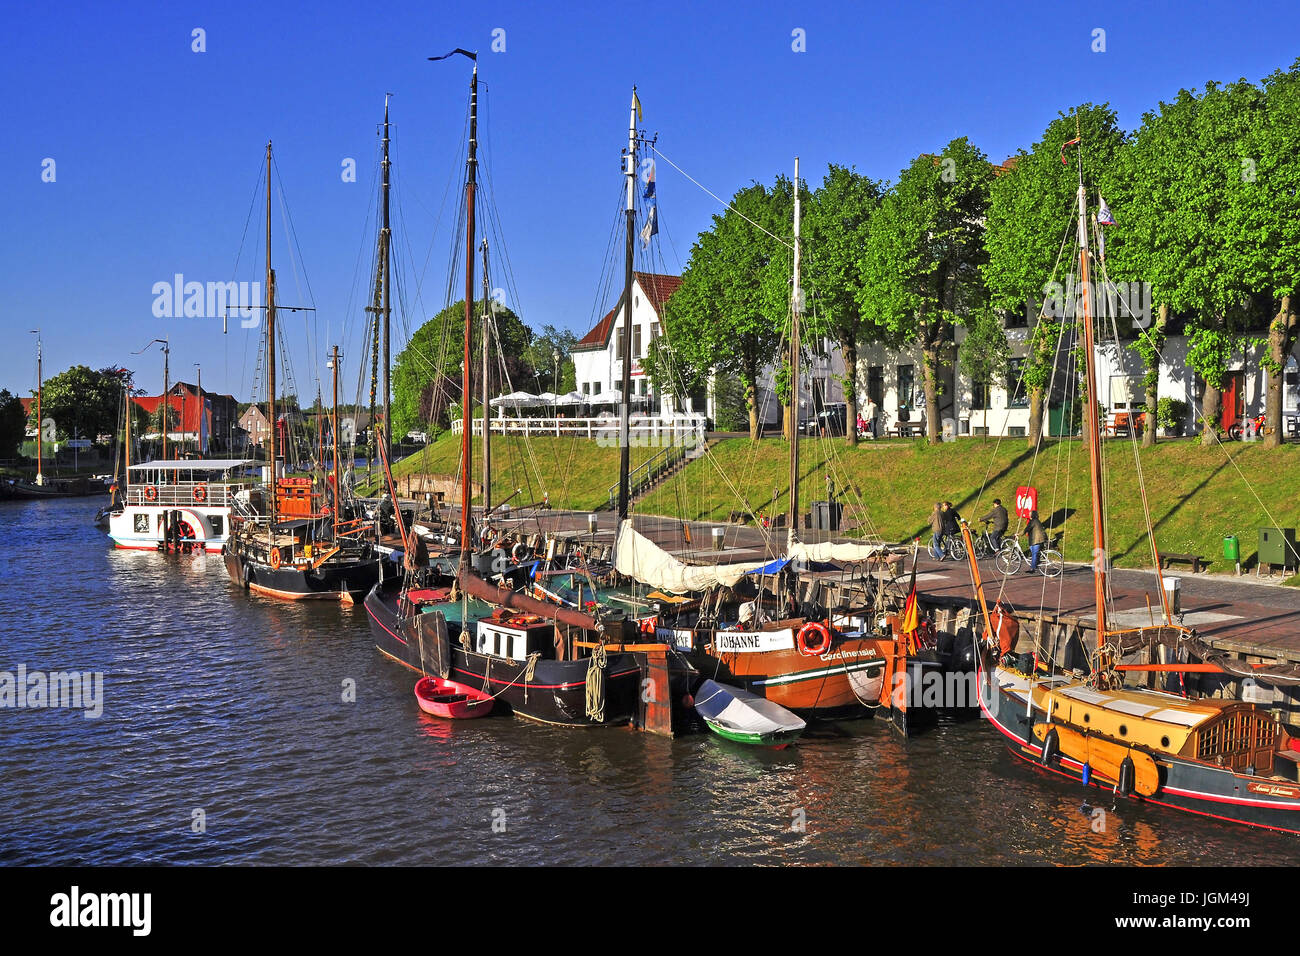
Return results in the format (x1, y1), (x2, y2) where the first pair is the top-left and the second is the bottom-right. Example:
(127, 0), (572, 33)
(192, 484), (208, 503)
(241, 561), (251, 590)
(1081, 761), (1091, 787)
(1040, 727), (1060, 765)
(511, 541), (532, 563)
(796, 621), (832, 657)
(144, 485), (158, 502)
(1117, 756), (1136, 797)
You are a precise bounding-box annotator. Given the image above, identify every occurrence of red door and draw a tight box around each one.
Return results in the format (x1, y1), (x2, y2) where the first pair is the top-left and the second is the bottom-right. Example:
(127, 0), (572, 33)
(1221, 372), (1244, 431)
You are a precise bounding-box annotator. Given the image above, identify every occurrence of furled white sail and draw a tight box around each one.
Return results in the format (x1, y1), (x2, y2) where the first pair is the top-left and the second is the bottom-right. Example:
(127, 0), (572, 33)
(785, 535), (891, 564)
(614, 520), (773, 594)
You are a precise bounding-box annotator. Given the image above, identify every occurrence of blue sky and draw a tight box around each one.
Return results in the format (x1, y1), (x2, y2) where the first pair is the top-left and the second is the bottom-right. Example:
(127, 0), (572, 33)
(2, 0), (1295, 402)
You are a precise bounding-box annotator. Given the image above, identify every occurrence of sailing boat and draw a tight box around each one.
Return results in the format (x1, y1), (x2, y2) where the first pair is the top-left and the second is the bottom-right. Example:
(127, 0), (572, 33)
(363, 62), (692, 732)
(615, 157), (906, 721)
(968, 136), (1300, 833)
(222, 142), (382, 601)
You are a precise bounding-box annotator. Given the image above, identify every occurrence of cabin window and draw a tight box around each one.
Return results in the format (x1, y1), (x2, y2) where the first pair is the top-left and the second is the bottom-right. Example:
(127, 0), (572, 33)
(209, 516), (224, 536)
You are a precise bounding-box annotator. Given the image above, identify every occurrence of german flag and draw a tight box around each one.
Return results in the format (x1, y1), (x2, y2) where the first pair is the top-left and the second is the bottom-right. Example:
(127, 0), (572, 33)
(900, 551), (919, 646)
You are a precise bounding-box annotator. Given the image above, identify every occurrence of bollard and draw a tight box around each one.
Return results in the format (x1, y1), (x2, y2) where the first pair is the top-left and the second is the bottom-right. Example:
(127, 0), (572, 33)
(1162, 575), (1180, 615)
(588, 513), (599, 535)
(712, 527), (725, 551)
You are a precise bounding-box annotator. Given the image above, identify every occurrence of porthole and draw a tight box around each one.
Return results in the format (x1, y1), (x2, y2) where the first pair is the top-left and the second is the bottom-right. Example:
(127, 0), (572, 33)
(1083, 712), (1090, 723)
(1161, 735), (1170, 748)
(1118, 724), (1128, 737)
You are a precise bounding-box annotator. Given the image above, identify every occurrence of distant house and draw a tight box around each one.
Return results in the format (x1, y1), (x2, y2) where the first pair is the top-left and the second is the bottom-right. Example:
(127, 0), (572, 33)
(238, 406), (271, 447)
(572, 272), (681, 412)
(169, 382), (238, 452)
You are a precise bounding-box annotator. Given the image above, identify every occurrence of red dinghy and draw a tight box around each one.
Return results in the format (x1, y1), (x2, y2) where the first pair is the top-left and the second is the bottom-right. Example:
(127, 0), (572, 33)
(413, 677), (494, 719)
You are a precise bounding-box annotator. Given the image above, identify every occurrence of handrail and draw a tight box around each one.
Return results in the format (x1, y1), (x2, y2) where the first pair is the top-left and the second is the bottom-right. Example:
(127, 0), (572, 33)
(607, 440), (688, 508)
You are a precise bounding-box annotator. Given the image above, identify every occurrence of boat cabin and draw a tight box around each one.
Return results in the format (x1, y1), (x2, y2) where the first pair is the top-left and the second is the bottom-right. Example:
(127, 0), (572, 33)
(124, 459), (256, 508)
(475, 613), (555, 661)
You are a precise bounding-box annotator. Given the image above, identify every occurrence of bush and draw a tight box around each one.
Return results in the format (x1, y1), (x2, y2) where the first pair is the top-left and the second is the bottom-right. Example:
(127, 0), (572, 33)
(1157, 397), (1188, 431)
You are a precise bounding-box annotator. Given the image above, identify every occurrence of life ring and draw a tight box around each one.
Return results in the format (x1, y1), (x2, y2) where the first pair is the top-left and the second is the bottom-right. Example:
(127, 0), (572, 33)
(510, 614), (541, 626)
(144, 485), (158, 502)
(796, 621), (832, 657)
(511, 541), (532, 563)
(192, 484), (208, 503)
(479, 525), (494, 546)
(269, 548), (282, 570)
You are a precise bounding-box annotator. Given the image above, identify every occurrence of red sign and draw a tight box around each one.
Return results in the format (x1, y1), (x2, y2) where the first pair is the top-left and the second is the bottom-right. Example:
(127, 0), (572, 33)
(1015, 486), (1038, 521)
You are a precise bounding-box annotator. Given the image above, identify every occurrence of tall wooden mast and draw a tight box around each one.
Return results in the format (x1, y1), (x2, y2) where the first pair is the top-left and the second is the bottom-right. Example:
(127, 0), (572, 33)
(480, 238), (492, 516)
(1073, 140), (1108, 641)
(331, 344), (340, 544)
(32, 330), (42, 484)
(381, 94), (392, 466)
(616, 87), (638, 522)
(459, 61), (479, 565)
(788, 156), (802, 537)
(266, 140), (278, 534)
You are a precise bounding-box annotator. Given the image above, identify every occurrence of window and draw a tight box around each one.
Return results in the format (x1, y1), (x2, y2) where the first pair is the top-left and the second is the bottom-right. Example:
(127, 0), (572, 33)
(1006, 358), (1028, 408)
(209, 516), (224, 536)
(633, 325), (643, 358)
(867, 366), (884, 407)
(615, 327), (625, 357)
(897, 365), (915, 411)
(971, 379), (991, 411)
(134, 514), (149, 533)
(1006, 304), (1030, 329)
(593, 382), (601, 395)
(582, 382), (590, 395)
(650, 322), (660, 342)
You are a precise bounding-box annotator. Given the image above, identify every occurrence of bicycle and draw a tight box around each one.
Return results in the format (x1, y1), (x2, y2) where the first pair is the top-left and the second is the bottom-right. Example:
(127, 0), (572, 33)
(970, 522), (1005, 559)
(928, 533), (966, 561)
(995, 538), (1063, 577)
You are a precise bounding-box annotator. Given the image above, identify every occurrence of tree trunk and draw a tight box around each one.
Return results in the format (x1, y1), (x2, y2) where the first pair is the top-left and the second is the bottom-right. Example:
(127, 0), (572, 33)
(842, 339), (858, 447)
(1264, 294), (1296, 449)
(744, 376), (760, 441)
(1027, 386), (1043, 448)
(922, 345), (940, 442)
(1141, 304), (1168, 447)
(1201, 379), (1223, 445)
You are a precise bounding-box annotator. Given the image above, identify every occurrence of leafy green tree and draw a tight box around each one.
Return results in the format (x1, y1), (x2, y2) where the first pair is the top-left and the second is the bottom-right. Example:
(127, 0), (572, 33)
(0, 390), (26, 458)
(31, 365), (130, 443)
(660, 179), (794, 439)
(392, 300), (529, 436)
(859, 138), (994, 442)
(803, 164), (882, 446)
(523, 325), (578, 393)
(985, 105), (1126, 446)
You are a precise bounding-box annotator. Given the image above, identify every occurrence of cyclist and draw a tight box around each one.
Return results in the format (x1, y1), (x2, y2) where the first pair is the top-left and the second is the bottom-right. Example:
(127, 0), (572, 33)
(980, 498), (1008, 551)
(942, 501), (961, 542)
(1025, 509), (1048, 573)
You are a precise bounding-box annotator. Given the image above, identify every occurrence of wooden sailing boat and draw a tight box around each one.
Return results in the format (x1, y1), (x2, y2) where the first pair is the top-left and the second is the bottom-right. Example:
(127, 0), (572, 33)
(222, 142), (382, 601)
(12, 331), (102, 500)
(617, 157), (900, 720)
(968, 135), (1300, 833)
(363, 62), (691, 732)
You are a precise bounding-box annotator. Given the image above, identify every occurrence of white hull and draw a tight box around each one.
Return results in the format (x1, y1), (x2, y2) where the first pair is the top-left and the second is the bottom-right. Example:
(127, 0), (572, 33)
(108, 503), (235, 552)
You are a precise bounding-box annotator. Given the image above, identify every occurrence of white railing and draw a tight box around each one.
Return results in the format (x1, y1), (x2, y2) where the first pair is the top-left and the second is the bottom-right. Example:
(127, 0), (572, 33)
(451, 414), (707, 444)
(124, 481), (254, 508)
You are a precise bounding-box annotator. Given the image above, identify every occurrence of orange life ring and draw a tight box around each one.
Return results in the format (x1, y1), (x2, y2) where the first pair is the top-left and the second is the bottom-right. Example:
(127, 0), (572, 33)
(192, 484), (208, 503)
(269, 548), (282, 570)
(796, 621), (832, 657)
(144, 485), (158, 502)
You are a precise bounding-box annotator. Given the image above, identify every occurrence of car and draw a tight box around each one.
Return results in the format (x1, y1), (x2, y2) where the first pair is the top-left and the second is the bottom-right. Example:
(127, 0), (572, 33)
(803, 404), (847, 436)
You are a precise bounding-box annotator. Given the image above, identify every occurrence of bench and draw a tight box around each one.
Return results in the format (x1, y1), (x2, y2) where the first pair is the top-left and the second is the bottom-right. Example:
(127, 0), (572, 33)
(1158, 551), (1206, 573)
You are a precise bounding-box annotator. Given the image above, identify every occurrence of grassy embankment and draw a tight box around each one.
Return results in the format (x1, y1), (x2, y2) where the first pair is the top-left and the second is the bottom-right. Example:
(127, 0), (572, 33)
(381, 431), (660, 513)
(638, 436), (1300, 573)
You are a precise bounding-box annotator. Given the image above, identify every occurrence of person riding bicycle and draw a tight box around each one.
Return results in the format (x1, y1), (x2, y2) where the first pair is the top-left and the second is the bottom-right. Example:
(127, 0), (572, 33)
(980, 498), (1009, 550)
(1025, 509), (1048, 573)
(942, 501), (961, 540)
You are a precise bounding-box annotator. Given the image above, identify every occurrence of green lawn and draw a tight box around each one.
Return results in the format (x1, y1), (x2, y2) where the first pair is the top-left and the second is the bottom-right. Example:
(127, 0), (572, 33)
(637, 436), (1300, 572)
(377, 431), (662, 512)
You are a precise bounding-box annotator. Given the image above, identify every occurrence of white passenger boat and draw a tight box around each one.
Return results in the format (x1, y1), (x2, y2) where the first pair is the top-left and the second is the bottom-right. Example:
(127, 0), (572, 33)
(107, 459), (258, 553)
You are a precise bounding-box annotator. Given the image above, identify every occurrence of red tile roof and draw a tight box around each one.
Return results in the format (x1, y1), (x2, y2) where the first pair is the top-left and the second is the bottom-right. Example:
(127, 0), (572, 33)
(574, 272), (681, 351)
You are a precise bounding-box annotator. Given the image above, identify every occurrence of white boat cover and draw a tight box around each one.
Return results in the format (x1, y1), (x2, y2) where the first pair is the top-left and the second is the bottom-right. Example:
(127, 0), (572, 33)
(615, 520), (774, 594)
(785, 531), (891, 564)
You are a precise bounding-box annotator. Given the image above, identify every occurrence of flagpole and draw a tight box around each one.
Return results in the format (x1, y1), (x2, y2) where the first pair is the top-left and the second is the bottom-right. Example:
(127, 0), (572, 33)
(616, 87), (638, 523)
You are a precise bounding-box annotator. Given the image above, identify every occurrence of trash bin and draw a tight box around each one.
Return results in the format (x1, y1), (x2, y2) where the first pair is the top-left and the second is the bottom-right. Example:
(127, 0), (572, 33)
(711, 527), (725, 551)
(811, 500), (842, 531)
(1223, 535), (1239, 562)
(1162, 575), (1180, 615)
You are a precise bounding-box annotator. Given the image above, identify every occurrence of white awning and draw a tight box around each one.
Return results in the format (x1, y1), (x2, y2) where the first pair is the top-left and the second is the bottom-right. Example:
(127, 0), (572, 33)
(490, 391), (544, 408)
(128, 459), (253, 471)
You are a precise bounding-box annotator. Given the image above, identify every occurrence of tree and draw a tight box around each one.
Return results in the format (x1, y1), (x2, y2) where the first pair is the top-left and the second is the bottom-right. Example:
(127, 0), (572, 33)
(391, 300), (529, 437)
(860, 138), (994, 442)
(803, 164), (882, 446)
(523, 325), (578, 393)
(985, 105), (1126, 446)
(659, 179), (794, 439)
(31, 365), (131, 443)
(0, 390), (26, 458)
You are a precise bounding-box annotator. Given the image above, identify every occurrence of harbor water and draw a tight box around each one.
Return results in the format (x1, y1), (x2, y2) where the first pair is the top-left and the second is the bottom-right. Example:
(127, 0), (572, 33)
(3, 497), (1300, 866)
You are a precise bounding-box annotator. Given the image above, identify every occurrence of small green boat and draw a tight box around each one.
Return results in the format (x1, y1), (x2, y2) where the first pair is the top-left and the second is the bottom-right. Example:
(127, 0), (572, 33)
(693, 679), (807, 748)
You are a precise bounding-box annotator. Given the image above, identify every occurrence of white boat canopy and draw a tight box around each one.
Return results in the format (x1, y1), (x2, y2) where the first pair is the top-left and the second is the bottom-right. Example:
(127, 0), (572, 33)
(128, 459), (254, 471)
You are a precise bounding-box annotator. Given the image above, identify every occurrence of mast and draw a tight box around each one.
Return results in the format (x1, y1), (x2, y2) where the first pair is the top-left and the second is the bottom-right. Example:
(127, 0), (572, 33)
(459, 63), (479, 565)
(161, 340), (170, 462)
(266, 140), (278, 534)
(124, 379), (131, 494)
(33, 330), (42, 484)
(616, 87), (637, 522)
(481, 238), (492, 516)
(331, 345), (340, 544)
(381, 94), (392, 467)
(1074, 144), (1108, 641)
(788, 156), (802, 536)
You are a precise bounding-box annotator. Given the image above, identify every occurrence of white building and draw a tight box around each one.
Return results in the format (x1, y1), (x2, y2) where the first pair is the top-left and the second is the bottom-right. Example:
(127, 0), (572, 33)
(572, 272), (680, 412)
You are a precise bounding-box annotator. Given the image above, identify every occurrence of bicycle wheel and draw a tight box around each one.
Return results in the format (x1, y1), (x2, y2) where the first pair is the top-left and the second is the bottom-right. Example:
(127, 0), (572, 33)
(947, 536), (967, 560)
(995, 545), (1021, 575)
(928, 541), (945, 560)
(1040, 549), (1064, 578)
